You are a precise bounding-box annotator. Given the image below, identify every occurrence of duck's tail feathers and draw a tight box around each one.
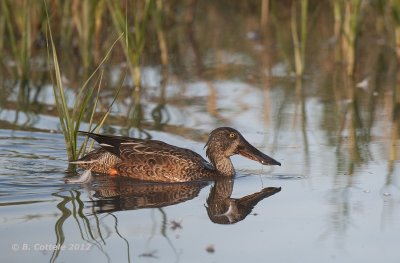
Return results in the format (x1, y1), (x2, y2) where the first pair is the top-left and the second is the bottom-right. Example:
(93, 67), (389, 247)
(78, 131), (130, 156)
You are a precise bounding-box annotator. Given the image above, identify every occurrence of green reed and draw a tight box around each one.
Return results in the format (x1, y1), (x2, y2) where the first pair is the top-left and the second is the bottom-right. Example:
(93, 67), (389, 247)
(45, 2), (122, 161)
(291, 0), (308, 77)
(339, 0), (362, 76)
(71, 0), (97, 69)
(51, 191), (113, 263)
(332, 0), (341, 62)
(1, 0), (34, 82)
(390, 0), (400, 59)
(107, 0), (154, 92)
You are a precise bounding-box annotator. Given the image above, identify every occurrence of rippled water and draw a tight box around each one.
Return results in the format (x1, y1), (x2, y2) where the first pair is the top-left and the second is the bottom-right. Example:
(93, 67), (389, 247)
(0, 128), (285, 262)
(1, 1), (400, 262)
(1, 78), (399, 262)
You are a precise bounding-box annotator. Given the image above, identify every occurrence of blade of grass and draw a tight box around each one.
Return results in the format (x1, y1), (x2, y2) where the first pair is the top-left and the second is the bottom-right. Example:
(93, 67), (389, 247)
(80, 73), (125, 156)
(76, 70), (104, 157)
(107, 0), (154, 90)
(45, 1), (74, 159)
(45, 0), (123, 161)
(71, 32), (124, 119)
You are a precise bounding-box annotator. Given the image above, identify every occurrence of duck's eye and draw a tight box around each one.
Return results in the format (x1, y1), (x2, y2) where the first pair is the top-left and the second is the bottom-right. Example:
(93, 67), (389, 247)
(229, 133), (236, 138)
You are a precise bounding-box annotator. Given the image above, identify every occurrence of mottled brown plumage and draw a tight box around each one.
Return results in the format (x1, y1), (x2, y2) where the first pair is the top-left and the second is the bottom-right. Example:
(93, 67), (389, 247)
(72, 127), (281, 182)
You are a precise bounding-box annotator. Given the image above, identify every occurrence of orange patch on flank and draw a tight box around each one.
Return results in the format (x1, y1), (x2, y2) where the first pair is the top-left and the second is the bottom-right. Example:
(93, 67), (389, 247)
(108, 168), (118, 176)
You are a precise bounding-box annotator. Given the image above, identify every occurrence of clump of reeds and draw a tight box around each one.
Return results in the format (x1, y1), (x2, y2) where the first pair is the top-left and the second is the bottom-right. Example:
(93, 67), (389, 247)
(342, 0), (362, 76)
(45, 2), (122, 161)
(332, 0), (362, 76)
(1, 0), (33, 82)
(107, 0), (154, 93)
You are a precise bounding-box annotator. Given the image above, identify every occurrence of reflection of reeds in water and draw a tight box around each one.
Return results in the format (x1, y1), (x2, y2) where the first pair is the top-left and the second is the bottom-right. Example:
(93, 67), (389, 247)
(151, 66), (170, 130)
(322, 74), (399, 239)
(294, 79), (310, 167)
(51, 191), (114, 263)
(151, 0), (169, 131)
(388, 73), (400, 175)
(346, 80), (365, 174)
(380, 73), (400, 225)
(334, 75), (372, 175)
(50, 189), (185, 263)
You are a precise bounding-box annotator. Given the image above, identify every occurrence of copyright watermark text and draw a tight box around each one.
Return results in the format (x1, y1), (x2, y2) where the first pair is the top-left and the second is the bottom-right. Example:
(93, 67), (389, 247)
(11, 243), (92, 252)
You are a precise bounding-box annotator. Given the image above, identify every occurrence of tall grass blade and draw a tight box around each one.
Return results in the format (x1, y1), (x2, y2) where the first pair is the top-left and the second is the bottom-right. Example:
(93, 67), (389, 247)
(45, 0), (123, 161)
(107, 0), (154, 91)
(291, 0), (308, 77)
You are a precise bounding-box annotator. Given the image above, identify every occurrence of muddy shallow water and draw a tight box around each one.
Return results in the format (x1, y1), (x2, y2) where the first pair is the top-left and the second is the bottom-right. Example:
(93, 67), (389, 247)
(1, 1), (400, 262)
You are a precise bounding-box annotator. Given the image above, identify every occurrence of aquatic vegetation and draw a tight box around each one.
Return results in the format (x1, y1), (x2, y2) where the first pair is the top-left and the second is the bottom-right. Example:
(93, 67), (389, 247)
(342, 0), (362, 76)
(328, 0), (363, 76)
(291, 0), (308, 77)
(45, 3), (122, 161)
(1, 0), (40, 83)
(389, 0), (400, 59)
(107, 0), (154, 92)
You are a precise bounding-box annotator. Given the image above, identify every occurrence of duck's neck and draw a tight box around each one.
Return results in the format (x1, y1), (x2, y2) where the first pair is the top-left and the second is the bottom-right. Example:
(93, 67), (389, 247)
(209, 155), (235, 177)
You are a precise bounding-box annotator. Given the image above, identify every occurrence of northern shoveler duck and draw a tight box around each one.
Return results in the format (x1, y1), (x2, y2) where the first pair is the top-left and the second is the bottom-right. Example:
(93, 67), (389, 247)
(73, 127), (281, 182)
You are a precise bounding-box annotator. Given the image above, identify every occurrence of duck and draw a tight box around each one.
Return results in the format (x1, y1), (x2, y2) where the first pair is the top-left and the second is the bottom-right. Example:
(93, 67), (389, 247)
(72, 127), (281, 182)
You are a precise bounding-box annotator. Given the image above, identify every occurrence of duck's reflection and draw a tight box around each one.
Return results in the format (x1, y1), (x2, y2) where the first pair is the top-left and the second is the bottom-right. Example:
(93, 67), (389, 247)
(91, 176), (208, 213)
(206, 179), (281, 224)
(88, 175), (281, 224)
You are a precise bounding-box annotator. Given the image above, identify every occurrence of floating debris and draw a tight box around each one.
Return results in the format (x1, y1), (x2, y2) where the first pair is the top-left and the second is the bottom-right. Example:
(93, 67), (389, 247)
(206, 244), (215, 254)
(139, 250), (158, 258)
(170, 220), (183, 230)
(356, 77), (369, 89)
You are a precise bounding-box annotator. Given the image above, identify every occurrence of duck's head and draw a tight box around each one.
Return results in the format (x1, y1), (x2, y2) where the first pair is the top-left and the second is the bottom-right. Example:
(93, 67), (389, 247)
(205, 127), (281, 176)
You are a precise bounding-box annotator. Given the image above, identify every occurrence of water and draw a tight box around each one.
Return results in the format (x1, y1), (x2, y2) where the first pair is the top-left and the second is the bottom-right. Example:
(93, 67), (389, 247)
(1, 1), (400, 262)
